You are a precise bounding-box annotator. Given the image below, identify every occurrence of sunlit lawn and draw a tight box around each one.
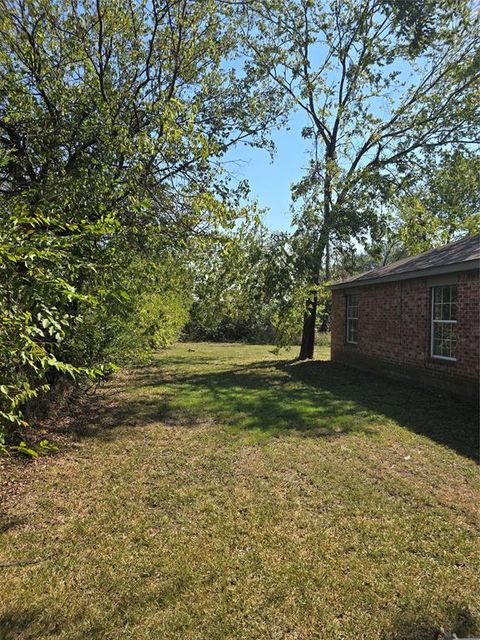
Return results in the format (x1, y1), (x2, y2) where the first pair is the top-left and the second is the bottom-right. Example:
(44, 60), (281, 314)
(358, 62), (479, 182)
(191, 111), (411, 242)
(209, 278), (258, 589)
(1, 342), (479, 639)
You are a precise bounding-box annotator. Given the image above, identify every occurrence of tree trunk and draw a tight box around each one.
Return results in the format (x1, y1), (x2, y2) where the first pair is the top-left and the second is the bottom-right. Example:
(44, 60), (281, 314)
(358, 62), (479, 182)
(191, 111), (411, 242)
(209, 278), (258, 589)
(318, 239), (331, 332)
(297, 244), (325, 360)
(319, 298), (331, 333)
(298, 294), (317, 360)
(297, 231), (330, 359)
(325, 240), (330, 280)
(298, 145), (334, 360)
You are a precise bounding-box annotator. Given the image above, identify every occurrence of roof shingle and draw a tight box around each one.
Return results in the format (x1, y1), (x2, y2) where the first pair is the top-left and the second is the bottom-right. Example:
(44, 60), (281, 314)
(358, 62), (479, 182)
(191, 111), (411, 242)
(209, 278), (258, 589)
(331, 233), (480, 289)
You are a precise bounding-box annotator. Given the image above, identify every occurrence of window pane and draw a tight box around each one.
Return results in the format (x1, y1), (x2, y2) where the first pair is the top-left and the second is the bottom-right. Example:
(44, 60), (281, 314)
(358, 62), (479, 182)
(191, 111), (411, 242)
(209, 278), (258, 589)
(433, 302), (442, 320)
(442, 302), (452, 321)
(432, 321), (457, 359)
(347, 317), (358, 343)
(347, 295), (358, 319)
(451, 288), (457, 320)
(433, 324), (442, 357)
(432, 285), (457, 322)
(346, 295), (359, 343)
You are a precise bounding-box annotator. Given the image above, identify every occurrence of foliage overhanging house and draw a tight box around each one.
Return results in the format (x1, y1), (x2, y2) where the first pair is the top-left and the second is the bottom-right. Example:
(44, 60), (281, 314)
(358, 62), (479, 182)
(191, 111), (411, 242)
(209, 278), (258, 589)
(330, 234), (480, 398)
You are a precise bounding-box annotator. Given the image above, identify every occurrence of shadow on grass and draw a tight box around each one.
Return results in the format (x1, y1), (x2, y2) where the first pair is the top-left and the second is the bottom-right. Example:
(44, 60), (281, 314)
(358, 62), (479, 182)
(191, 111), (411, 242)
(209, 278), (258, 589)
(0, 609), (54, 640)
(0, 515), (26, 534)
(383, 602), (479, 640)
(70, 354), (478, 460)
(0, 612), (31, 640)
(283, 360), (478, 460)
(0, 609), (106, 640)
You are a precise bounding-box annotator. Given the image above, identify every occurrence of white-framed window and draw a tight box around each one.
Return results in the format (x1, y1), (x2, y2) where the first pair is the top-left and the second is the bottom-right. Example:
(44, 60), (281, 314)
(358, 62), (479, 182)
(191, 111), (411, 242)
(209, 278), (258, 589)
(346, 294), (358, 344)
(431, 285), (457, 361)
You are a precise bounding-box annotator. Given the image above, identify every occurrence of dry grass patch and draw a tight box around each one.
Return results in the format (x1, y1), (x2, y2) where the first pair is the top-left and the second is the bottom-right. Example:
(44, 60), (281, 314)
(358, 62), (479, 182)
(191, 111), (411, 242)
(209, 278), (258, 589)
(1, 343), (479, 639)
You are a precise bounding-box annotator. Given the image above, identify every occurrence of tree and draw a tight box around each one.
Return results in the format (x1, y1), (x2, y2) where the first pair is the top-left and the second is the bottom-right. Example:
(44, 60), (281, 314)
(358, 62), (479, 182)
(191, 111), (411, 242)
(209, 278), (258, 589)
(238, 0), (480, 358)
(396, 150), (480, 254)
(187, 221), (310, 346)
(0, 0), (280, 446)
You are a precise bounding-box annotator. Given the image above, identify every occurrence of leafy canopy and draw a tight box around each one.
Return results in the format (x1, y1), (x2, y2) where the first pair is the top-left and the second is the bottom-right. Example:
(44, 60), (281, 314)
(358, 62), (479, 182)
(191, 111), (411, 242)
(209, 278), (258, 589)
(0, 0), (279, 446)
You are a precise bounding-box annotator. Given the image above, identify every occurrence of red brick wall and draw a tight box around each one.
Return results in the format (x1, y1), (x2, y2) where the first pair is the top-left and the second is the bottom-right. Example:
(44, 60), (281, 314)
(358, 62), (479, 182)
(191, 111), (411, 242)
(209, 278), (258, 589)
(331, 269), (479, 396)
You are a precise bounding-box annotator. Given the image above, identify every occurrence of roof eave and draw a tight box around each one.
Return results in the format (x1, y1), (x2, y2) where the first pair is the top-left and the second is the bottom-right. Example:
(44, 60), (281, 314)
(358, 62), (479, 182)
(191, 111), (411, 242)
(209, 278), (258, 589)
(330, 259), (480, 290)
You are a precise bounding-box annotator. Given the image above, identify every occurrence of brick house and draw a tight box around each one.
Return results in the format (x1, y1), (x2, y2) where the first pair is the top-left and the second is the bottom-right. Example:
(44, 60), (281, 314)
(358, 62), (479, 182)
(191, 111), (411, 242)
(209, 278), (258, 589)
(330, 234), (480, 397)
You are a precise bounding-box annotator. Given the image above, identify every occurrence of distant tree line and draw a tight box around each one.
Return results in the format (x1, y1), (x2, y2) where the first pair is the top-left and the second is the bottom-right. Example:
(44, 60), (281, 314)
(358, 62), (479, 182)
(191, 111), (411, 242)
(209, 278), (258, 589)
(185, 151), (480, 344)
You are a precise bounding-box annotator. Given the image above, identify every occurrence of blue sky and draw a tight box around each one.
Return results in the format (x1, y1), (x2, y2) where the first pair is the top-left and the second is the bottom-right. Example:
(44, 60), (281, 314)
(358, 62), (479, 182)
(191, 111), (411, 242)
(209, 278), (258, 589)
(225, 109), (312, 232)
(222, 46), (417, 234)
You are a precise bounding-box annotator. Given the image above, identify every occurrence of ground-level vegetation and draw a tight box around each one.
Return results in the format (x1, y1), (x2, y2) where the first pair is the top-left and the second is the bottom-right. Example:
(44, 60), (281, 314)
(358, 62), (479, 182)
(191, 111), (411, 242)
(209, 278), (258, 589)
(1, 343), (478, 640)
(2, 0), (480, 453)
(1, 2), (479, 633)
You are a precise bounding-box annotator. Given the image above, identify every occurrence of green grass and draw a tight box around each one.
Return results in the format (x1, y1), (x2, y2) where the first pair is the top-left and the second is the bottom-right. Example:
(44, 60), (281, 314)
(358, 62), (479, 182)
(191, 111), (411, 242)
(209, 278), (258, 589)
(1, 342), (479, 640)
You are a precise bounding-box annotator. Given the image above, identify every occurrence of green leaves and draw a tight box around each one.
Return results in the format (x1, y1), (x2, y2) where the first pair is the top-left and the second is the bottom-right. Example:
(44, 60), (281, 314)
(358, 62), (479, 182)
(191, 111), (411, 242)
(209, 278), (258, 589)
(9, 439), (58, 458)
(397, 151), (480, 254)
(237, 0), (479, 357)
(242, 0), (479, 232)
(0, 0), (276, 448)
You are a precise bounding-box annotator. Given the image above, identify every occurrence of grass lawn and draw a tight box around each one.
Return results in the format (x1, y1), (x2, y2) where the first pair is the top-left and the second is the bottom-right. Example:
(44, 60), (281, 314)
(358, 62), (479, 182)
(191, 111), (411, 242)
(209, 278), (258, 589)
(1, 342), (479, 640)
